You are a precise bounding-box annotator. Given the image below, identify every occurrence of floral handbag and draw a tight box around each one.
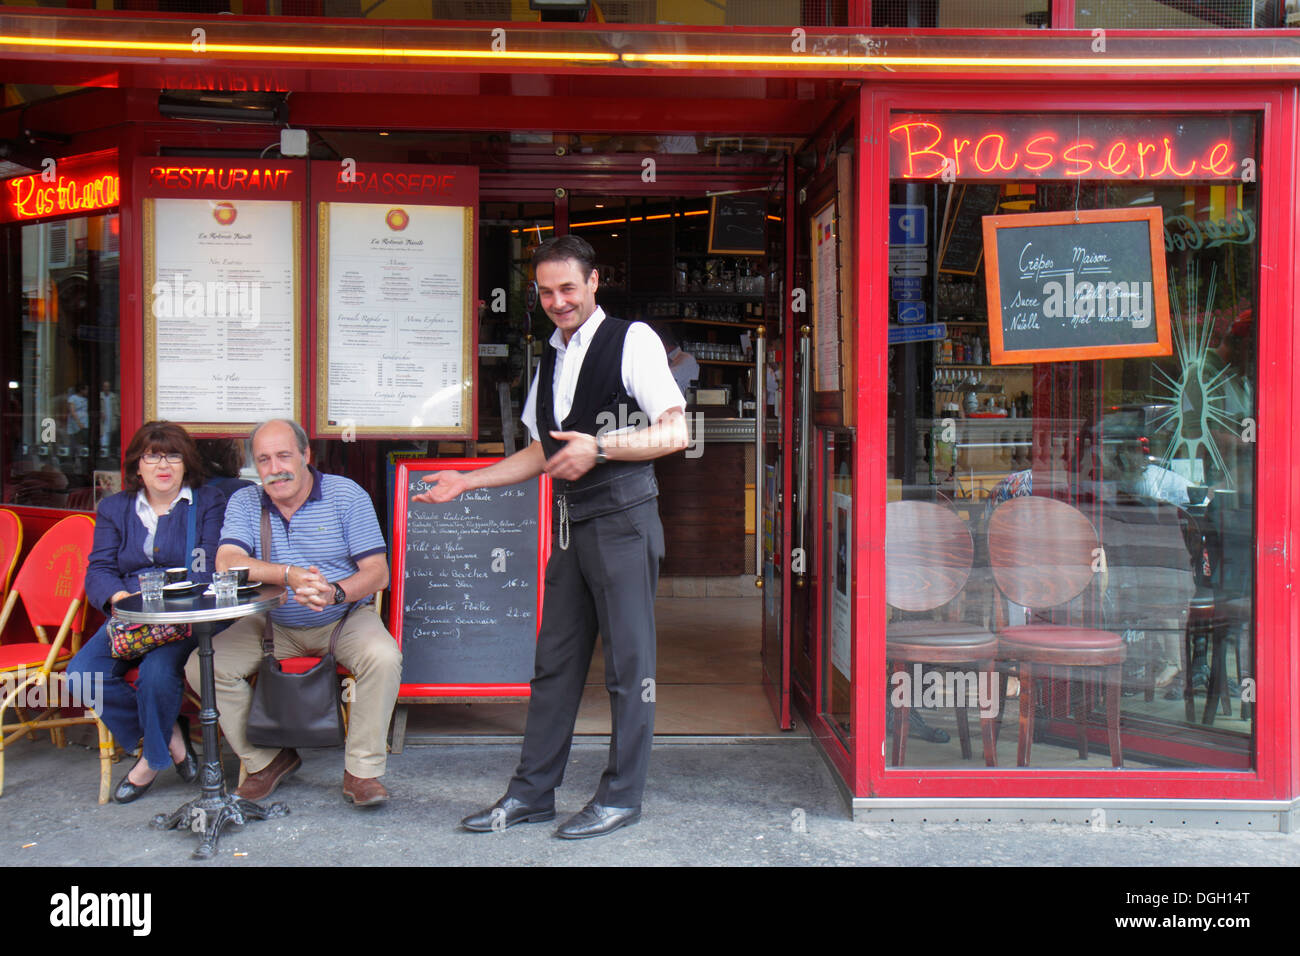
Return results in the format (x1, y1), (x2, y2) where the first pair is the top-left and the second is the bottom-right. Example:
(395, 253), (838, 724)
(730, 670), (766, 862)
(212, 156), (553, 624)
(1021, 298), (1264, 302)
(108, 619), (192, 659)
(108, 495), (196, 660)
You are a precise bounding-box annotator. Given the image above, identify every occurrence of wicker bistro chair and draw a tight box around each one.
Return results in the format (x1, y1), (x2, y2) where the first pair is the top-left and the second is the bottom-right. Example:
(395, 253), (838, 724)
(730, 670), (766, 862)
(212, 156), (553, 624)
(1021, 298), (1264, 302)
(885, 500), (998, 767)
(0, 515), (114, 803)
(986, 496), (1125, 768)
(0, 509), (21, 607)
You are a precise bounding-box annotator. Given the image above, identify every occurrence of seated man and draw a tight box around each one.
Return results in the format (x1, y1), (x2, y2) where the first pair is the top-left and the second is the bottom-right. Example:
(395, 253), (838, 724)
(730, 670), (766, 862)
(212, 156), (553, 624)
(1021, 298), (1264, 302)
(184, 418), (400, 806)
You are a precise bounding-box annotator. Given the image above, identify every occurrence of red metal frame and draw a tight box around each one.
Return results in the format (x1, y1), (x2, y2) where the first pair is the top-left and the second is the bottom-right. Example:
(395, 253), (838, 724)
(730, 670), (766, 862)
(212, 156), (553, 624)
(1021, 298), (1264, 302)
(850, 82), (1295, 802)
(389, 457), (550, 699)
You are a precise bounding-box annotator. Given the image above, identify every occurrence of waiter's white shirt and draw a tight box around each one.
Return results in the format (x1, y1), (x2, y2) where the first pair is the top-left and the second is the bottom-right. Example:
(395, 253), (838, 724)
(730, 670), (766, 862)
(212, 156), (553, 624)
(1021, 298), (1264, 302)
(521, 307), (686, 443)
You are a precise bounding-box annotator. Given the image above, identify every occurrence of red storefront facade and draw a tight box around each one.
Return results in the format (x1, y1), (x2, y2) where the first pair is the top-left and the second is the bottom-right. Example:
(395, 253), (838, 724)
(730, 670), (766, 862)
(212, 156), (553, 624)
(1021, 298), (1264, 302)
(1, 7), (1297, 827)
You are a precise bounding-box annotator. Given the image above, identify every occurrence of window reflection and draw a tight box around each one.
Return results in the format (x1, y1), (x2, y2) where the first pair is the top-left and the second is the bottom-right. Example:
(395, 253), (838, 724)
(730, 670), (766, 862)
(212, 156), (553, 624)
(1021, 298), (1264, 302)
(3, 213), (121, 511)
(886, 147), (1257, 770)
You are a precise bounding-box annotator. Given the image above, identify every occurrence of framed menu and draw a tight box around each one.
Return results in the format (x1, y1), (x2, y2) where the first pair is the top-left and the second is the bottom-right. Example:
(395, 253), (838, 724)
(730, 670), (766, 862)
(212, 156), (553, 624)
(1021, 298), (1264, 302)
(313, 163), (478, 440)
(811, 200), (841, 394)
(982, 207), (1172, 365)
(142, 196), (302, 430)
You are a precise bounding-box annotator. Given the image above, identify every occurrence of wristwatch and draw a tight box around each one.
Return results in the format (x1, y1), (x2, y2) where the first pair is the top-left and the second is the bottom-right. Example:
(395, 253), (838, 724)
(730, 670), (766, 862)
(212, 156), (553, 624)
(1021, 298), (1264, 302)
(594, 435), (608, 465)
(331, 582), (346, 605)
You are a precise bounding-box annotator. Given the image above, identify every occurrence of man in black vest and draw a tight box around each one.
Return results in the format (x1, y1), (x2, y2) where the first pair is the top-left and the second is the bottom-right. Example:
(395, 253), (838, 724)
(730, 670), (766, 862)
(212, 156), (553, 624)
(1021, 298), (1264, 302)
(414, 235), (689, 839)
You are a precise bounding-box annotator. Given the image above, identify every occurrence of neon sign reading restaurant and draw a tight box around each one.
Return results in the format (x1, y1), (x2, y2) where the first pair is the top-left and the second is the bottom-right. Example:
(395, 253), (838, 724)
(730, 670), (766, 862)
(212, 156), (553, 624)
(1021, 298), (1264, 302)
(889, 113), (1256, 181)
(3, 153), (120, 222)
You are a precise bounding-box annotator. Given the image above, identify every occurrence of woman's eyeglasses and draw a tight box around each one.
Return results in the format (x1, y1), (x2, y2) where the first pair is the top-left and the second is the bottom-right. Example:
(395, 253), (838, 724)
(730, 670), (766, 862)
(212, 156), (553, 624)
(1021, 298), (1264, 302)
(141, 452), (184, 465)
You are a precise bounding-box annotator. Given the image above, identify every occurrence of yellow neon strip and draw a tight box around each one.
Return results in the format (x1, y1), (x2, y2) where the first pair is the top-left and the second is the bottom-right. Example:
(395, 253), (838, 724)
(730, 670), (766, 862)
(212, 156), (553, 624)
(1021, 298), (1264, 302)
(0, 35), (617, 61)
(0, 33), (1297, 69)
(624, 52), (1300, 68)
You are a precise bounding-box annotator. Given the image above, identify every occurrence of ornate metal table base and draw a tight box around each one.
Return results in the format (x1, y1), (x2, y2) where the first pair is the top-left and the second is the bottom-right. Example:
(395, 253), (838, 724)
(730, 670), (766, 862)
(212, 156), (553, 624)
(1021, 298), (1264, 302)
(121, 602), (290, 860)
(152, 792), (289, 860)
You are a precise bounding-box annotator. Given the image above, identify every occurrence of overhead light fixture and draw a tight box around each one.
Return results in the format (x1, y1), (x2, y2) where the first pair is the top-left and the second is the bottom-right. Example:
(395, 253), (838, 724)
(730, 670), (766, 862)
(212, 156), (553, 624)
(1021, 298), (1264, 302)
(529, 0), (590, 22)
(158, 90), (289, 125)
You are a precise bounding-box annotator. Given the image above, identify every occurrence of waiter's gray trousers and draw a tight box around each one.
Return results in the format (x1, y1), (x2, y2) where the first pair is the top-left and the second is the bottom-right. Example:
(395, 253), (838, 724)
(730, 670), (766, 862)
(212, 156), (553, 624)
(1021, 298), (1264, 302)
(507, 497), (665, 809)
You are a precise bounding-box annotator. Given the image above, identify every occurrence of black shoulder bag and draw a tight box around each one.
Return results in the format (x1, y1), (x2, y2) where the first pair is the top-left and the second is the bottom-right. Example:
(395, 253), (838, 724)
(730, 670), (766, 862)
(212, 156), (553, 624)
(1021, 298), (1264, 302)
(246, 504), (348, 749)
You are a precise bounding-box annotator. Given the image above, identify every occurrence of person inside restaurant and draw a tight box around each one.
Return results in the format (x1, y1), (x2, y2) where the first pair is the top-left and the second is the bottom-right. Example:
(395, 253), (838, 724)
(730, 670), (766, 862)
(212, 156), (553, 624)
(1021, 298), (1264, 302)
(66, 421), (224, 803)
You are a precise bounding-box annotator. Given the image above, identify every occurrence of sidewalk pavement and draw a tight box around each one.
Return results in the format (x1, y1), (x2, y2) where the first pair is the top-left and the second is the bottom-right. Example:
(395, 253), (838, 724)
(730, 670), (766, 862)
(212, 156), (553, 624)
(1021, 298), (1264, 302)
(4, 731), (1299, 867)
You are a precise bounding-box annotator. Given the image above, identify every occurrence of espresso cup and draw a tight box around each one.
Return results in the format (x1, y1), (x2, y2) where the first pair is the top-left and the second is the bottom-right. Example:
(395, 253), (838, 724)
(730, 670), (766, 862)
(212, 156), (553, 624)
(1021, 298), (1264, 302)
(229, 566), (250, 587)
(164, 567), (189, 584)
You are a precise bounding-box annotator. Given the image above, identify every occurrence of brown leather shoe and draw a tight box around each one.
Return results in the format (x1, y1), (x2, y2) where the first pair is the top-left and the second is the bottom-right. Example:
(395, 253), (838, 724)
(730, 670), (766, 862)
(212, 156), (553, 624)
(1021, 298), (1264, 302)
(233, 748), (301, 802)
(343, 771), (389, 807)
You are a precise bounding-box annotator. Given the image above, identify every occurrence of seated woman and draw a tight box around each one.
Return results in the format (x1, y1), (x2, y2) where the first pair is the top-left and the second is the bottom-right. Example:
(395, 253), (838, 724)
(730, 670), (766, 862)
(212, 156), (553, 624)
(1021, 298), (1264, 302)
(67, 421), (225, 803)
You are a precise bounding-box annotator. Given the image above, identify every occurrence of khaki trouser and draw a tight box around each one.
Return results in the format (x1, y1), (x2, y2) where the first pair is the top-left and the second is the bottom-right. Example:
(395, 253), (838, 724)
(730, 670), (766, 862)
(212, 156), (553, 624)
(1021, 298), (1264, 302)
(185, 606), (402, 778)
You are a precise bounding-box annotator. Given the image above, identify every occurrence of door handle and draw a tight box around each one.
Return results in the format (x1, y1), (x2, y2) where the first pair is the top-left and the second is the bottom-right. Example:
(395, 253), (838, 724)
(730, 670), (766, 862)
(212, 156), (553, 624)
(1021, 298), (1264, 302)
(796, 325), (811, 588)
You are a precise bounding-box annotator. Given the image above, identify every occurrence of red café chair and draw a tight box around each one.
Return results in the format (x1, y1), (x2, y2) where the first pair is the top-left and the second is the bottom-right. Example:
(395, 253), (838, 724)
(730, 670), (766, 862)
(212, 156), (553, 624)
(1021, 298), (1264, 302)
(0, 509), (21, 607)
(885, 500), (998, 767)
(0, 515), (115, 803)
(987, 496), (1125, 768)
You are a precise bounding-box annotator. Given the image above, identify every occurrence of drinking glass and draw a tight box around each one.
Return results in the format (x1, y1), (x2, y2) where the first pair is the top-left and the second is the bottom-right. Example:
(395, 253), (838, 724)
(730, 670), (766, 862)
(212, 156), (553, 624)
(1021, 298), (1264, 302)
(139, 569), (166, 602)
(213, 570), (240, 600)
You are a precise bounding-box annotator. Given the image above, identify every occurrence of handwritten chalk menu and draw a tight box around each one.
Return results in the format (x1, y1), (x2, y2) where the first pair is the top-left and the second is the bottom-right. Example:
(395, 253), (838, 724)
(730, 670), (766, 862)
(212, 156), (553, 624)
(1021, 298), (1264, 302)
(982, 207), (1172, 365)
(318, 201), (474, 438)
(144, 198), (300, 429)
(938, 185), (999, 276)
(391, 459), (550, 694)
(709, 193), (767, 255)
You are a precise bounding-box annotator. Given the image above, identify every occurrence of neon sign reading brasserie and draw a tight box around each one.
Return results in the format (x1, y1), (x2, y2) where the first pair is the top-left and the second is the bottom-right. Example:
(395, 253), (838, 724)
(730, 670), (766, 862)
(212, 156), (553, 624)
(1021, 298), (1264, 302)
(889, 113), (1256, 181)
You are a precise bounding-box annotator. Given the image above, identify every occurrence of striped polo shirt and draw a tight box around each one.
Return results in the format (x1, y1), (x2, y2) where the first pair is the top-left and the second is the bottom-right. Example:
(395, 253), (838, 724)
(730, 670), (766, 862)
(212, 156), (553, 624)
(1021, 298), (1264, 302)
(220, 466), (387, 628)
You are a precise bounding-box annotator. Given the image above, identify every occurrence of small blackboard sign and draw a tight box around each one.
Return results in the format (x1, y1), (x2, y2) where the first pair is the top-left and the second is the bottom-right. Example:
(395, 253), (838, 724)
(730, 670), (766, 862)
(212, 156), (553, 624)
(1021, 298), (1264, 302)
(938, 184), (1000, 276)
(391, 459), (550, 696)
(708, 193), (768, 255)
(982, 207), (1172, 365)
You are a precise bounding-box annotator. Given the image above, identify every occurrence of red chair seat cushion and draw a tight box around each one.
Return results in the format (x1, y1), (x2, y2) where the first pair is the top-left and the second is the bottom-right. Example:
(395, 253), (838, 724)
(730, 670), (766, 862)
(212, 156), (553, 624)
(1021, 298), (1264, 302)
(0, 643), (71, 672)
(999, 625), (1123, 651)
(279, 656), (351, 677)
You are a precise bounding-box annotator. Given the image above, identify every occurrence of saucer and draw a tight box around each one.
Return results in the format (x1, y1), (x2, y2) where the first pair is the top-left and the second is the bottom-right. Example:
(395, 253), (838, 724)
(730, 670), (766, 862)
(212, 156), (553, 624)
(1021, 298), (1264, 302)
(162, 581), (201, 595)
(201, 583), (261, 596)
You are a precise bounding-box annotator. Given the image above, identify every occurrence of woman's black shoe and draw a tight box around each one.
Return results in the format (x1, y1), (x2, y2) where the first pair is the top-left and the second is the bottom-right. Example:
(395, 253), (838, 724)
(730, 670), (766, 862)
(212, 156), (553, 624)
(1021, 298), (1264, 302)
(112, 761), (156, 804)
(173, 715), (198, 783)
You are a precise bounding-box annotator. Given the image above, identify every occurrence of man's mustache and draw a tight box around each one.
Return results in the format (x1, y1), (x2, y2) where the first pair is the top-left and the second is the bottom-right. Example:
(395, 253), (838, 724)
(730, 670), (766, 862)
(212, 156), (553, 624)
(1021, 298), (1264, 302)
(265, 470), (295, 484)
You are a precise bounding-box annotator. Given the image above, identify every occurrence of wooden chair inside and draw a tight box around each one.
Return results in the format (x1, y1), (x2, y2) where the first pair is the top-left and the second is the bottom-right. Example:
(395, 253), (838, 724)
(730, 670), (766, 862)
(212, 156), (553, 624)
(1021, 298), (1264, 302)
(987, 496), (1125, 768)
(0, 515), (113, 803)
(885, 500), (997, 766)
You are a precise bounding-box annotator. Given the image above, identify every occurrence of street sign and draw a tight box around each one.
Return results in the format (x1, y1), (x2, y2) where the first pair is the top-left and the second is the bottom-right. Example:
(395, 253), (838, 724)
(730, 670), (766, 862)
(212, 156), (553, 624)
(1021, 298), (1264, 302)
(888, 259), (928, 277)
(889, 204), (928, 246)
(888, 322), (947, 344)
(897, 301), (927, 325)
(890, 277), (923, 300)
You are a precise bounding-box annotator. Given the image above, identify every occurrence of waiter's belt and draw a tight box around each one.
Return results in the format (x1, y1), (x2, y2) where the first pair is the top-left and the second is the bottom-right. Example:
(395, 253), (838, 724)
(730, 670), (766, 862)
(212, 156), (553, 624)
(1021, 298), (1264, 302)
(554, 465), (658, 549)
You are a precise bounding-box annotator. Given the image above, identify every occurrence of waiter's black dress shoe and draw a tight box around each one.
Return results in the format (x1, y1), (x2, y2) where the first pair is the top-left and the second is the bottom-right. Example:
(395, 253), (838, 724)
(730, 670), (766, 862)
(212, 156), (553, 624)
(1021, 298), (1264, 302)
(461, 795), (556, 832)
(555, 802), (641, 840)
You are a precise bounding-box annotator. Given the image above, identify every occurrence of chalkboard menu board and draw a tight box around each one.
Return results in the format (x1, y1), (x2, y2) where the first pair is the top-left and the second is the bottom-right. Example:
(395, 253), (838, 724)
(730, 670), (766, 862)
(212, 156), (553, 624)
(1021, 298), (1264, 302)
(708, 193), (768, 255)
(938, 184), (1000, 275)
(391, 459), (550, 696)
(982, 208), (1172, 365)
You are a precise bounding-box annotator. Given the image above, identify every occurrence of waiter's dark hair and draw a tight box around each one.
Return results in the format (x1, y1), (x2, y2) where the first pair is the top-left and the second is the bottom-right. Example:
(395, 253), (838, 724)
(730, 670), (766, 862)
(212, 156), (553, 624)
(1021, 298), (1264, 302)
(532, 234), (596, 280)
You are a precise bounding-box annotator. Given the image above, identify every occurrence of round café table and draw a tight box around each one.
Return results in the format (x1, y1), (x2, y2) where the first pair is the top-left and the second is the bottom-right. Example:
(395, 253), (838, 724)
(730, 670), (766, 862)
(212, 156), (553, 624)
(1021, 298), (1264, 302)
(113, 583), (288, 860)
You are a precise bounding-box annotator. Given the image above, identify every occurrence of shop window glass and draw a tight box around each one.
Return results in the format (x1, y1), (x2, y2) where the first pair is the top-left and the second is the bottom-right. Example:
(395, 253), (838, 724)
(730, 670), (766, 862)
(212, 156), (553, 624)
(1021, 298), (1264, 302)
(1075, 0), (1276, 29)
(885, 115), (1257, 771)
(822, 428), (853, 746)
(872, 0), (1052, 28)
(2, 213), (121, 511)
